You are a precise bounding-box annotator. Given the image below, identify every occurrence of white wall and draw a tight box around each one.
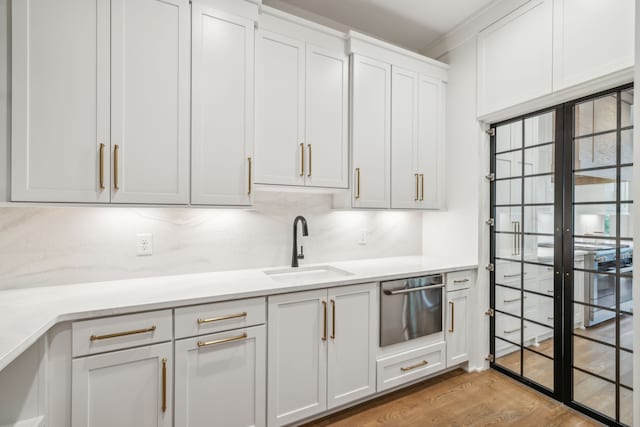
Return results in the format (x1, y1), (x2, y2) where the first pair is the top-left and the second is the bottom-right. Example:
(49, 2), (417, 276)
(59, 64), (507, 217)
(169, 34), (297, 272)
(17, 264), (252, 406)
(422, 38), (488, 371)
(0, 192), (422, 290)
(0, 0), (9, 202)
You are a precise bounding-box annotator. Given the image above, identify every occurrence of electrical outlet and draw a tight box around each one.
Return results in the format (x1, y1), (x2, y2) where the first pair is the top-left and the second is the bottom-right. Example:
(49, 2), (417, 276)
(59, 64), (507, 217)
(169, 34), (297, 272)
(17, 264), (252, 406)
(137, 233), (153, 256)
(358, 229), (368, 245)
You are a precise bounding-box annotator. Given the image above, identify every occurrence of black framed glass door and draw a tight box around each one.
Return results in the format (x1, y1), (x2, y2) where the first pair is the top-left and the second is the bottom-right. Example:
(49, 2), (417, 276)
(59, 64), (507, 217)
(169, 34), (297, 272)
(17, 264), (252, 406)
(489, 84), (634, 426)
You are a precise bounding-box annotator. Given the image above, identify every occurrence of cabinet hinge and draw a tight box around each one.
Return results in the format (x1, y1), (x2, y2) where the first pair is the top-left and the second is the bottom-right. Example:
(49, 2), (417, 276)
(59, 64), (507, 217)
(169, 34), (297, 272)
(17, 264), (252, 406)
(485, 308), (495, 317)
(485, 263), (495, 272)
(486, 354), (495, 363)
(486, 128), (496, 137)
(486, 218), (495, 226)
(485, 173), (495, 181)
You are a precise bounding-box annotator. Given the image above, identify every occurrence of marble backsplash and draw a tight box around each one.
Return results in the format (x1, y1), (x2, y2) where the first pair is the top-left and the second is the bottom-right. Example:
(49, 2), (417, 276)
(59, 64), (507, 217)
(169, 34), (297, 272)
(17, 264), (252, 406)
(0, 192), (422, 290)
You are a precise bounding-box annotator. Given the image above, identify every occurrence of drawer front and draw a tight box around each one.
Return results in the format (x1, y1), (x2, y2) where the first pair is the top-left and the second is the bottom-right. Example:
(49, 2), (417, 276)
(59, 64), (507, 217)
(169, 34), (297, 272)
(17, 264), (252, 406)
(72, 310), (172, 357)
(376, 341), (446, 392)
(446, 270), (474, 291)
(174, 297), (265, 339)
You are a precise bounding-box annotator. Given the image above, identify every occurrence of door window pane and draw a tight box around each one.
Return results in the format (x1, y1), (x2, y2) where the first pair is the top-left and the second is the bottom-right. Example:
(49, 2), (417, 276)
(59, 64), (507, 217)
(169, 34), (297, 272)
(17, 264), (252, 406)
(573, 369), (616, 419)
(524, 143), (554, 175)
(525, 111), (555, 146)
(523, 349), (554, 390)
(524, 175), (554, 204)
(574, 169), (617, 202)
(496, 121), (523, 152)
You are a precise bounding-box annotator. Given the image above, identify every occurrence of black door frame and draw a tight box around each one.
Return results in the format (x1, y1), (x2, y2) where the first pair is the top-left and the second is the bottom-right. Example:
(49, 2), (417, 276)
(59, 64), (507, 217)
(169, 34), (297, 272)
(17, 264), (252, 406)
(489, 82), (634, 427)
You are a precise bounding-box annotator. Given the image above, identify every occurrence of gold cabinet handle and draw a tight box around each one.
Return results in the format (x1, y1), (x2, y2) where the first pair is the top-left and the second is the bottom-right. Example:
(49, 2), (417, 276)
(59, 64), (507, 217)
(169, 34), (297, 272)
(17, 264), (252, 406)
(414, 173), (419, 201)
(355, 168), (361, 199)
(453, 278), (470, 283)
(307, 144), (312, 177)
(300, 143), (305, 177)
(322, 300), (327, 341)
(449, 301), (455, 333)
(99, 143), (105, 190)
(113, 144), (120, 190)
(400, 360), (428, 372)
(420, 174), (424, 201)
(197, 312), (247, 324)
(161, 357), (167, 413)
(330, 299), (336, 340)
(247, 157), (252, 195)
(197, 332), (247, 348)
(90, 325), (156, 341)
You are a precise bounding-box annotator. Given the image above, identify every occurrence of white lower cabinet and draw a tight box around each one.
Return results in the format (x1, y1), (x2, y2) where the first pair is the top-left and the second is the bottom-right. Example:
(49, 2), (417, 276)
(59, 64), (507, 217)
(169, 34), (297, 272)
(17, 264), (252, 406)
(268, 283), (377, 426)
(71, 342), (173, 427)
(175, 325), (266, 427)
(376, 341), (446, 392)
(445, 289), (470, 367)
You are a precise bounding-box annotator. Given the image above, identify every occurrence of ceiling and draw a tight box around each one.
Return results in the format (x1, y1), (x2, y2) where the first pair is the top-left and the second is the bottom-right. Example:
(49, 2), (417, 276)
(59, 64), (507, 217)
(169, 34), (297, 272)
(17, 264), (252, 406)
(267, 0), (496, 53)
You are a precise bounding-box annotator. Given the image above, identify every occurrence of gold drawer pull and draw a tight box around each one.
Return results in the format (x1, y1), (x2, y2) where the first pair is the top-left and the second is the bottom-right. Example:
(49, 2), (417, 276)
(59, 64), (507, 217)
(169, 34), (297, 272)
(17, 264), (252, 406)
(161, 357), (167, 413)
(197, 332), (247, 348)
(330, 299), (336, 340)
(420, 173), (424, 201)
(503, 297), (521, 303)
(197, 312), (247, 324)
(90, 325), (156, 341)
(247, 157), (252, 195)
(400, 360), (428, 372)
(307, 144), (312, 177)
(453, 278), (469, 283)
(322, 300), (327, 341)
(300, 143), (305, 177)
(414, 173), (419, 201)
(355, 168), (361, 199)
(449, 301), (455, 333)
(504, 328), (520, 334)
(113, 144), (120, 190)
(99, 143), (105, 190)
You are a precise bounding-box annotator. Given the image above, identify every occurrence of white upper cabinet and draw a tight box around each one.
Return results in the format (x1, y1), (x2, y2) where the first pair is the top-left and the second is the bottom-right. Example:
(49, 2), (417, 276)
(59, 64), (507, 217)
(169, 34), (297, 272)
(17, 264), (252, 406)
(417, 74), (445, 209)
(552, 0), (634, 91)
(391, 66), (419, 209)
(351, 55), (392, 208)
(255, 8), (349, 189)
(11, 0), (111, 203)
(255, 29), (306, 187)
(191, 4), (254, 205)
(478, 0), (553, 117)
(110, 0), (190, 204)
(305, 45), (349, 188)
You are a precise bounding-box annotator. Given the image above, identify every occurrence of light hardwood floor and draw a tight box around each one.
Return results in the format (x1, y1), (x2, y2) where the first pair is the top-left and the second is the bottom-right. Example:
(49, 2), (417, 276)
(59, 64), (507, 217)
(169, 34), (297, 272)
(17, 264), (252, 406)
(302, 369), (600, 427)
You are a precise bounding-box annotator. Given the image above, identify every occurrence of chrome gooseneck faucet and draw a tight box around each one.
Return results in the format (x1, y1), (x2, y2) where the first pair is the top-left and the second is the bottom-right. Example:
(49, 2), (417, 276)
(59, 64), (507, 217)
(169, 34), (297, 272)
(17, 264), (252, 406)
(291, 215), (309, 268)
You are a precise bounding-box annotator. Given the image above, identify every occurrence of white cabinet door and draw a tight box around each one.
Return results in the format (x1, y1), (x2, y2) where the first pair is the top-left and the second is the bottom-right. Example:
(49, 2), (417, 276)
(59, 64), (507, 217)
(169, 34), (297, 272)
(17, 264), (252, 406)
(390, 66), (419, 209)
(111, 0), (190, 204)
(255, 30), (305, 186)
(267, 290), (327, 426)
(11, 0), (110, 203)
(327, 283), (377, 409)
(175, 326), (266, 427)
(477, 0), (553, 116)
(72, 342), (172, 427)
(553, 0), (634, 91)
(191, 5), (254, 205)
(417, 74), (445, 209)
(446, 289), (469, 367)
(305, 44), (349, 189)
(351, 55), (391, 208)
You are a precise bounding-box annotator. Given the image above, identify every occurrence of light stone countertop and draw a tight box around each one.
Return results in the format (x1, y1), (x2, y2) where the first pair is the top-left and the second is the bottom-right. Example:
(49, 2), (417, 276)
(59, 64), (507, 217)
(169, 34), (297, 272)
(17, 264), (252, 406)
(0, 255), (478, 372)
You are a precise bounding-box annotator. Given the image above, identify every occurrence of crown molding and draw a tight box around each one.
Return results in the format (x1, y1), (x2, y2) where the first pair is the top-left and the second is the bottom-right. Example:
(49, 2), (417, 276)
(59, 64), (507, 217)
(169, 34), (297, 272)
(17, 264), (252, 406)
(420, 0), (530, 59)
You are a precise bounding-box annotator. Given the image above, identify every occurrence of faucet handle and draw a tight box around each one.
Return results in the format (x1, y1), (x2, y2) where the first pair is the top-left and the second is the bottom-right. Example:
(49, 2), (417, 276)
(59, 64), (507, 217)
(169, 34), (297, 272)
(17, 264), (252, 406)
(298, 245), (305, 260)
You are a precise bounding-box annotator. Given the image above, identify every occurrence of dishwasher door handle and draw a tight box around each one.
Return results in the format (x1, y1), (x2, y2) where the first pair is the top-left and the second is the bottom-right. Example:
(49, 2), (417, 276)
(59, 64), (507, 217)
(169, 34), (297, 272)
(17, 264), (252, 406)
(383, 283), (446, 295)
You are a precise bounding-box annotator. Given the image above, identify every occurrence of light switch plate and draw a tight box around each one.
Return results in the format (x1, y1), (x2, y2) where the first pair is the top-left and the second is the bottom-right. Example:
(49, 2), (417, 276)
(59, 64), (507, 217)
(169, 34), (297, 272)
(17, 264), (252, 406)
(358, 229), (368, 245)
(137, 233), (153, 256)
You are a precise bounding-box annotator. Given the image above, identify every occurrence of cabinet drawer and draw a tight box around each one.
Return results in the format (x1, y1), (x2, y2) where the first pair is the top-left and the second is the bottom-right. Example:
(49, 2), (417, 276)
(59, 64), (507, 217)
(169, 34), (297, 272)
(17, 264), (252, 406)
(446, 270), (474, 291)
(72, 310), (172, 357)
(174, 297), (265, 339)
(376, 341), (445, 392)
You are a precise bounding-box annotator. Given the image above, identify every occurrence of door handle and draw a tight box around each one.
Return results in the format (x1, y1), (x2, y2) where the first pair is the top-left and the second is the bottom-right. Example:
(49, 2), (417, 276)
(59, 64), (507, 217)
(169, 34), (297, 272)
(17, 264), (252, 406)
(113, 144), (120, 190)
(247, 157), (252, 195)
(161, 357), (167, 413)
(448, 301), (454, 333)
(321, 300), (327, 341)
(330, 299), (336, 339)
(420, 173), (424, 201)
(300, 143), (305, 177)
(355, 168), (361, 199)
(98, 143), (105, 190)
(414, 173), (419, 201)
(307, 144), (312, 177)
(383, 283), (446, 295)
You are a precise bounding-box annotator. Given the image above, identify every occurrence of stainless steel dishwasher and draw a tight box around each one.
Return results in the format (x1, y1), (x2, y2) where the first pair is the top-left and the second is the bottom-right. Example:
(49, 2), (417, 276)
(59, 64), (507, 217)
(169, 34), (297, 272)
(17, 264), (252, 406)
(380, 274), (444, 347)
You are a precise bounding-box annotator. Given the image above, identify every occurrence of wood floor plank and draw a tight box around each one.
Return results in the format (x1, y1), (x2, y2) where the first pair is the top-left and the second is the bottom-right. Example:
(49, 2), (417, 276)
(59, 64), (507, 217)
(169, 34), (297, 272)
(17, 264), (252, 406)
(302, 370), (602, 427)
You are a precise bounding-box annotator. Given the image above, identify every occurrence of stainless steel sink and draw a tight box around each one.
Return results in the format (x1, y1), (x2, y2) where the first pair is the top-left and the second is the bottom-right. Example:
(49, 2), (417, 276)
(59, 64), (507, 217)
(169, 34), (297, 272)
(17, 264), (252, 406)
(264, 265), (353, 284)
